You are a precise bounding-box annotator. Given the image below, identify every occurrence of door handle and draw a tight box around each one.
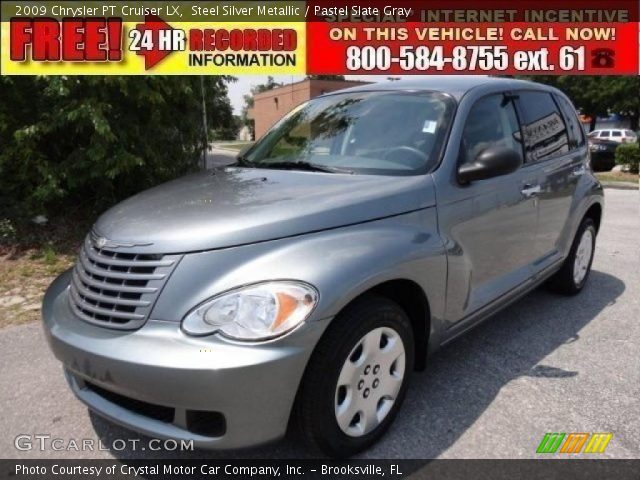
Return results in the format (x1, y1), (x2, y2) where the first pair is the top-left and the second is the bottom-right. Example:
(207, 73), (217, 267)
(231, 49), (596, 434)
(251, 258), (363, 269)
(521, 184), (541, 198)
(571, 165), (586, 177)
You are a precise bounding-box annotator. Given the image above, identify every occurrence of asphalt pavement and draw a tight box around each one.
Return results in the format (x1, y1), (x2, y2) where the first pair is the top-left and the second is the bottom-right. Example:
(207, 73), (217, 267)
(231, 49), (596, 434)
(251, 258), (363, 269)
(1, 189), (638, 459)
(206, 146), (237, 169)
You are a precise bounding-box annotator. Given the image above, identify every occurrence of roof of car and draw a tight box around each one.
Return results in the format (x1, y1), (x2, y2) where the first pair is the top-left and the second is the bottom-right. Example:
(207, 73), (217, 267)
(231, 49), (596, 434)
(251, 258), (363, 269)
(328, 76), (547, 100)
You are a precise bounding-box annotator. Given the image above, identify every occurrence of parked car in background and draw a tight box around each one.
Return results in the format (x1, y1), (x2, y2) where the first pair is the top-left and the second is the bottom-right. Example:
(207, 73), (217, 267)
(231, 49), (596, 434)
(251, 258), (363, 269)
(588, 137), (618, 171)
(587, 129), (637, 144)
(42, 77), (603, 457)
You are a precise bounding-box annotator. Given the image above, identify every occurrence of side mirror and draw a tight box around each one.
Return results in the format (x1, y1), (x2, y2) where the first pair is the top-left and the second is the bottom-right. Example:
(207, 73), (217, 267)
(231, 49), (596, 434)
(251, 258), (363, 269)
(458, 147), (522, 184)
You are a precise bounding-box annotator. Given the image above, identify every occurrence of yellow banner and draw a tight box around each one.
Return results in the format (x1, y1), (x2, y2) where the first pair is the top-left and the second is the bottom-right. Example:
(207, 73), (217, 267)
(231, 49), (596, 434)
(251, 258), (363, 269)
(1, 1), (306, 75)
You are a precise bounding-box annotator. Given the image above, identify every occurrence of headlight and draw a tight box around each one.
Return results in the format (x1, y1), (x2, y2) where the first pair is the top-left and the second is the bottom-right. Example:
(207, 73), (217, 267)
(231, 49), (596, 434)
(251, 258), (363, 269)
(182, 281), (318, 340)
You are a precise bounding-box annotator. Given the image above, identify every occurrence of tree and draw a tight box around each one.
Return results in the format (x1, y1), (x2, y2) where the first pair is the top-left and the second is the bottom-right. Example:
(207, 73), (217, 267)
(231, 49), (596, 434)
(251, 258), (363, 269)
(240, 93), (255, 139)
(240, 76), (283, 139)
(0, 76), (235, 220)
(602, 77), (640, 131)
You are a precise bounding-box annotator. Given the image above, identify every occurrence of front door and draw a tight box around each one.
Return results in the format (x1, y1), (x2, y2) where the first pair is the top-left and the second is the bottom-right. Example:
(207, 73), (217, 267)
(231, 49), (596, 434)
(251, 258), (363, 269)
(438, 92), (540, 325)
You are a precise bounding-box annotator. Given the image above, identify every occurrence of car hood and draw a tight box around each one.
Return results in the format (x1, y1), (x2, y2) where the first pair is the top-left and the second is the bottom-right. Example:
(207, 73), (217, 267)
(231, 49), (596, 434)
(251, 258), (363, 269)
(93, 167), (435, 254)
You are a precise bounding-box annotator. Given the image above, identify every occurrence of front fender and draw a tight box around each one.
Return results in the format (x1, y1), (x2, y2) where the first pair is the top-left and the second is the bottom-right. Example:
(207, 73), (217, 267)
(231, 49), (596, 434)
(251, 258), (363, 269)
(151, 209), (447, 339)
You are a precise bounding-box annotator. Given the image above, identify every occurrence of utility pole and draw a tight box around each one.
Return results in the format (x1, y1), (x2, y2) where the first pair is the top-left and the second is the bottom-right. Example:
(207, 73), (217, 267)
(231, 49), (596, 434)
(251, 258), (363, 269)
(200, 76), (209, 170)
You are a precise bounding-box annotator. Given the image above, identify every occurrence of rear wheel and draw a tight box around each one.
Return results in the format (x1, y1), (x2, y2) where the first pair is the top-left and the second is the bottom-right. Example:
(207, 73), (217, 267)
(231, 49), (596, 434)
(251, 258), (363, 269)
(547, 217), (596, 295)
(295, 295), (414, 458)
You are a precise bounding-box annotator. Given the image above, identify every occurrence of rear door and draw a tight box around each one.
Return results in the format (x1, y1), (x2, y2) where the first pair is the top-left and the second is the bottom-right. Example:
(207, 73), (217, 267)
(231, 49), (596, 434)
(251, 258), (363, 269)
(515, 91), (585, 271)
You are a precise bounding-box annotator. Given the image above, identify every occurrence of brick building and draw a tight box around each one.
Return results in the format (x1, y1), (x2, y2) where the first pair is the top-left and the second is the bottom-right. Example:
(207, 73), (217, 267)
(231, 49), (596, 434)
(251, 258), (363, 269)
(247, 78), (370, 139)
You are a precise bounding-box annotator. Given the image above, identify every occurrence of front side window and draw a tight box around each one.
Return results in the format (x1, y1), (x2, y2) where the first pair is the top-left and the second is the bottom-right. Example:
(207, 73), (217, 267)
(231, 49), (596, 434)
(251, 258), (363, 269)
(244, 91), (455, 175)
(461, 94), (523, 164)
(517, 91), (570, 163)
(601, 131), (611, 137)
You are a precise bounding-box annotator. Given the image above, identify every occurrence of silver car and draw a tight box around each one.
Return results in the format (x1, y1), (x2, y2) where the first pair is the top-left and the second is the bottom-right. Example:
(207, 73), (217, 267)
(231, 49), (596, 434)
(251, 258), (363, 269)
(587, 128), (637, 144)
(43, 77), (603, 457)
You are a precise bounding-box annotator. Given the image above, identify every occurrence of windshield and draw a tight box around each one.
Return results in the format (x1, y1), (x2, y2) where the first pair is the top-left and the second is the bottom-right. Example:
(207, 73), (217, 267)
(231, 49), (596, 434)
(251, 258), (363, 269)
(243, 91), (455, 175)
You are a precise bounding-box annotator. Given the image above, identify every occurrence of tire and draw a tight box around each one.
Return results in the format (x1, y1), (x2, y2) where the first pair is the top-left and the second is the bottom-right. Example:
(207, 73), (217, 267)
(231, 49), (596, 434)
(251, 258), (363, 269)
(547, 217), (597, 295)
(295, 295), (415, 458)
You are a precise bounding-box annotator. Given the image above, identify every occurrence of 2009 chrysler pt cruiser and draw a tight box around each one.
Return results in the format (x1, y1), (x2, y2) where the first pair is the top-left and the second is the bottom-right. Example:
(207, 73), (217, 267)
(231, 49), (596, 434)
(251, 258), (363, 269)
(43, 77), (603, 457)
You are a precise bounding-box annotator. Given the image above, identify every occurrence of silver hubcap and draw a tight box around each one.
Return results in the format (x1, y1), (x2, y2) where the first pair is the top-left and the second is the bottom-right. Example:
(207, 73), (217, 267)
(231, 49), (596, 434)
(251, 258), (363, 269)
(334, 327), (406, 437)
(573, 229), (594, 285)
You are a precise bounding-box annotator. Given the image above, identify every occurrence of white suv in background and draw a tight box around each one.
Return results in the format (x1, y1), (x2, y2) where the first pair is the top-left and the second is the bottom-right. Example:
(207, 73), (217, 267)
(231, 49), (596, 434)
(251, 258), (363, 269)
(588, 129), (638, 144)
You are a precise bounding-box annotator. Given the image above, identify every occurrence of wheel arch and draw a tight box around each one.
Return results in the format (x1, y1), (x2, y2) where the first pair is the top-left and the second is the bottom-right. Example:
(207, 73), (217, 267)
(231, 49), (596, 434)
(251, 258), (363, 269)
(325, 279), (432, 372)
(584, 202), (603, 233)
(367, 279), (431, 371)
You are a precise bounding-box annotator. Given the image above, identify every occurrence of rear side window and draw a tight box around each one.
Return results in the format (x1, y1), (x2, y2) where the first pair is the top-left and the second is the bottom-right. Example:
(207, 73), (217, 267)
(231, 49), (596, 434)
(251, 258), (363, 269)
(555, 95), (585, 149)
(517, 91), (570, 163)
(601, 131), (611, 137)
(461, 94), (523, 164)
(612, 131), (622, 137)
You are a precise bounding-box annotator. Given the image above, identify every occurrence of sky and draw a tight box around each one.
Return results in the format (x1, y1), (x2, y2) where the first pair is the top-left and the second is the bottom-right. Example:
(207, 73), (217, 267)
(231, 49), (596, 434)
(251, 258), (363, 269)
(226, 75), (418, 114)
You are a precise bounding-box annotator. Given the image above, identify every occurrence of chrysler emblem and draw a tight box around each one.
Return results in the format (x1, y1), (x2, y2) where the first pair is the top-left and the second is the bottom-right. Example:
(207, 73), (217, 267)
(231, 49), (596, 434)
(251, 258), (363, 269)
(90, 230), (152, 249)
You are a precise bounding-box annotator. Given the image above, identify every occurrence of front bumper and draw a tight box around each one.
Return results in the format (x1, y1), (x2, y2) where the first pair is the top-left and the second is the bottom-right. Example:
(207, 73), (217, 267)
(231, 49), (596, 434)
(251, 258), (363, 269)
(42, 271), (329, 449)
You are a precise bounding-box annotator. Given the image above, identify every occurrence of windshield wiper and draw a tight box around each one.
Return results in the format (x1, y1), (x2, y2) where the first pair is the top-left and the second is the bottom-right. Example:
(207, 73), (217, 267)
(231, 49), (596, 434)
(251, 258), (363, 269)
(260, 161), (353, 174)
(234, 155), (255, 167)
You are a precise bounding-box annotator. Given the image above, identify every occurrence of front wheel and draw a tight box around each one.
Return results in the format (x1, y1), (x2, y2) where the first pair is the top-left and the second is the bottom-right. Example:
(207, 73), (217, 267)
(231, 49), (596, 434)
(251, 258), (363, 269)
(547, 217), (597, 295)
(295, 295), (414, 458)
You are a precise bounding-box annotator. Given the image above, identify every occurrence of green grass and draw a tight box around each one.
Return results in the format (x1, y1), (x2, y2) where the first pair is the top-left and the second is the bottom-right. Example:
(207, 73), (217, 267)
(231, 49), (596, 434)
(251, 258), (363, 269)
(1, 216), (85, 329)
(595, 171), (639, 184)
(40, 245), (58, 265)
(216, 142), (253, 152)
(1, 247), (75, 328)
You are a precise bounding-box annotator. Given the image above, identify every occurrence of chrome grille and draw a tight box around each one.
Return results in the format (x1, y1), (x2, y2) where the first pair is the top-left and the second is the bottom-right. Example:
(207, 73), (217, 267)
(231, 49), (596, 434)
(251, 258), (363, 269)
(69, 236), (180, 329)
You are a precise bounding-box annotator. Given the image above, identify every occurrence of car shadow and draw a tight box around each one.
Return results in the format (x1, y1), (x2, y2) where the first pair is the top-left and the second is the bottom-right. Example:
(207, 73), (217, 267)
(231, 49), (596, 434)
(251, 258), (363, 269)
(89, 270), (624, 459)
